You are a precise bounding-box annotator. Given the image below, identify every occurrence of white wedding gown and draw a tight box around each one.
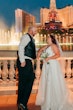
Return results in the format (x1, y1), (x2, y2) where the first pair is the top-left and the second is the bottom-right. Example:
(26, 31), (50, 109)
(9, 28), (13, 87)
(35, 46), (73, 110)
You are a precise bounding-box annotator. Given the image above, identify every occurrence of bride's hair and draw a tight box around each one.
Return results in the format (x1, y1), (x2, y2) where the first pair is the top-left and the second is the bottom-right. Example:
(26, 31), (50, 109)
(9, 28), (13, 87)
(50, 34), (63, 55)
(50, 34), (57, 45)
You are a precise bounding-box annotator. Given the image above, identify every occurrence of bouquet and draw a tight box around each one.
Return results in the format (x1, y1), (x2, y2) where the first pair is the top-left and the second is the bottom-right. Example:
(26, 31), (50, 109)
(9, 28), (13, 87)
(41, 51), (49, 64)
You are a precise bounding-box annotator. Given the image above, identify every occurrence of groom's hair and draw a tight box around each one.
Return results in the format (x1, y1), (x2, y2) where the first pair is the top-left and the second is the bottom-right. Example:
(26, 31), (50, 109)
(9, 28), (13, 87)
(28, 26), (36, 32)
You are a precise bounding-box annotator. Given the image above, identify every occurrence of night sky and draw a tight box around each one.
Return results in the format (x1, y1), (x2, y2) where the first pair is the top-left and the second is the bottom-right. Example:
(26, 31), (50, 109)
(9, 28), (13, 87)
(0, 0), (73, 27)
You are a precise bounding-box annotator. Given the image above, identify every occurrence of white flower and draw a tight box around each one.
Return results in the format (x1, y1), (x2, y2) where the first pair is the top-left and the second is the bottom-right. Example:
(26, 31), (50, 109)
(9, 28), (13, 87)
(41, 52), (48, 58)
(41, 51), (49, 64)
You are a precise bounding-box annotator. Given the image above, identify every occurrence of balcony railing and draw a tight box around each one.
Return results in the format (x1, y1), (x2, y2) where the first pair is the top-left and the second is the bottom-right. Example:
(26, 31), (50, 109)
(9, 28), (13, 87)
(0, 57), (73, 94)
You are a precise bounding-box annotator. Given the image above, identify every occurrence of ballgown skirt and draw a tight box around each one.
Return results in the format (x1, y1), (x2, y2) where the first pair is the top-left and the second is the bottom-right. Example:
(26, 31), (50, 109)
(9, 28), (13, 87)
(35, 60), (73, 110)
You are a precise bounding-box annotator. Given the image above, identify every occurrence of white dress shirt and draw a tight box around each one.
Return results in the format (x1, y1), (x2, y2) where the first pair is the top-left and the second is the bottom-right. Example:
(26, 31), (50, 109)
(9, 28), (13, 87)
(18, 34), (32, 63)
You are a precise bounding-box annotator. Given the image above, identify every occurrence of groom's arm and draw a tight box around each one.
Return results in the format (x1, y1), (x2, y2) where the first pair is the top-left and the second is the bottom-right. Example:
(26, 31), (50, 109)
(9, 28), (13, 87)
(18, 34), (30, 67)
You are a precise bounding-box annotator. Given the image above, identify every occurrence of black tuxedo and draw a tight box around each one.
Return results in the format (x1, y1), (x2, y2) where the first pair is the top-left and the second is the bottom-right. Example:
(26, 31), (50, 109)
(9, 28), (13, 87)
(17, 33), (36, 109)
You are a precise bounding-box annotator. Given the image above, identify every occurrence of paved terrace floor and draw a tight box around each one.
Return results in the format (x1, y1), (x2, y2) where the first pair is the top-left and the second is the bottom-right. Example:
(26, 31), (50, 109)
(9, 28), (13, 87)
(0, 79), (73, 110)
(0, 93), (41, 110)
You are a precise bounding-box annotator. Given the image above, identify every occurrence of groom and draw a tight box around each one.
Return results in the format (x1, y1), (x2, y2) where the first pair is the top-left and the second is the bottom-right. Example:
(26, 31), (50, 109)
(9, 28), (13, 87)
(17, 26), (37, 110)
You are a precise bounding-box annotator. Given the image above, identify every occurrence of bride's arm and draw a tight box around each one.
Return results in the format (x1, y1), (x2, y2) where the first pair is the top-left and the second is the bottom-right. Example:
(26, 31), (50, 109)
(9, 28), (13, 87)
(45, 44), (60, 62)
(37, 45), (48, 59)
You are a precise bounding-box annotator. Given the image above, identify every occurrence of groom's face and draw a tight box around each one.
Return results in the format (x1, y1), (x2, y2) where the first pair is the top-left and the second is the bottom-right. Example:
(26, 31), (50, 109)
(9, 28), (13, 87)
(31, 28), (37, 37)
(32, 30), (37, 36)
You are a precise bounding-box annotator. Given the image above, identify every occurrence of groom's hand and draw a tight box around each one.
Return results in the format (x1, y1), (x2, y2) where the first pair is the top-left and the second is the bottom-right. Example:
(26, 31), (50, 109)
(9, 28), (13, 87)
(36, 56), (40, 60)
(21, 62), (26, 67)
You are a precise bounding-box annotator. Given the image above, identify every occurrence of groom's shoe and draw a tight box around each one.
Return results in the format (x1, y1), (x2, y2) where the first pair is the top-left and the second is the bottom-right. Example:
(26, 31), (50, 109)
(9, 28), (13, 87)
(18, 103), (28, 110)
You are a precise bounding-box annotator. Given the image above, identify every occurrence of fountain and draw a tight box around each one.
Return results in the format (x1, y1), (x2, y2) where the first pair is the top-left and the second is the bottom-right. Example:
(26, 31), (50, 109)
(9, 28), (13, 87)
(0, 29), (23, 50)
(0, 26), (22, 58)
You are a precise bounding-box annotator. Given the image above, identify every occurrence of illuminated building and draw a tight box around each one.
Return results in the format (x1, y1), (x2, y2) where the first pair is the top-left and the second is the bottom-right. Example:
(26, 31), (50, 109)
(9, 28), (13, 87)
(15, 9), (36, 32)
(40, 0), (73, 29)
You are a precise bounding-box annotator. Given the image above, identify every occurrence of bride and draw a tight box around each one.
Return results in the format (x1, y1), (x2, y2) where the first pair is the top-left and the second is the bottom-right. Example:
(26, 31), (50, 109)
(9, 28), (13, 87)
(35, 34), (73, 110)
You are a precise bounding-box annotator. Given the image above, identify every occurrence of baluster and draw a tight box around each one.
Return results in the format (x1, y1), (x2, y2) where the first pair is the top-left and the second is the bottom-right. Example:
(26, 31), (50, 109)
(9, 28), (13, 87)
(59, 58), (66, 77)
(71, 60), (73, 78)
(66, 59), (71, 78)
(71, 67), (73, 78)
(65, 60), (68, 78)
(35, 59), (41, 79)
(0, 61), (2, 80)
(35, 59), (41, 89)
(71, 68), (73, 78)
(9, 60), (15, 81)
(14, 60), (17, 79)
(2, 60), (8, 81)
(15, 67), (18, 80)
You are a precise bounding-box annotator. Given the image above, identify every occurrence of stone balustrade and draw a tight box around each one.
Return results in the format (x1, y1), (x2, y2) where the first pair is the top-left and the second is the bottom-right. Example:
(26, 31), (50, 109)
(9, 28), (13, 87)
(0, 56), (73, 81)
(0, 57), (17, 81)
(0, 56), (73, 95)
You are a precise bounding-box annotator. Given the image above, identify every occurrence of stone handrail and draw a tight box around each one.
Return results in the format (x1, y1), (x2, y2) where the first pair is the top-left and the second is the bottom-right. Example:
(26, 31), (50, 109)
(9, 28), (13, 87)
(0, 57), (73, 81)
(0, 56), (73, 94)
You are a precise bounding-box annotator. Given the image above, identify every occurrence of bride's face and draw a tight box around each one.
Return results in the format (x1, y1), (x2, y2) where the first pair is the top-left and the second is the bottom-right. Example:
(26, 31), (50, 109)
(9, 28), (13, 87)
(47, 36), (52, 45)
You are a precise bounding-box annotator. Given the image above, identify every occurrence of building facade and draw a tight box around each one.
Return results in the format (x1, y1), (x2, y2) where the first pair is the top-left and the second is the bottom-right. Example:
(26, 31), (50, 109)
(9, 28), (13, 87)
(15, 9), (36, 32)
(40, 0), (73, 28)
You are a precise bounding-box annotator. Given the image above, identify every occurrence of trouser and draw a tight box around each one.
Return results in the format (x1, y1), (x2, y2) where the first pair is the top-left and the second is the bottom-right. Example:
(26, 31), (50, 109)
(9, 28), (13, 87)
(17, 59), (35, 106)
